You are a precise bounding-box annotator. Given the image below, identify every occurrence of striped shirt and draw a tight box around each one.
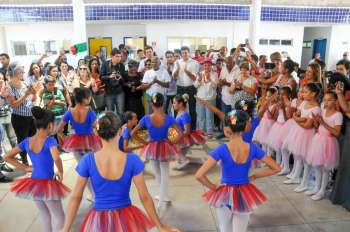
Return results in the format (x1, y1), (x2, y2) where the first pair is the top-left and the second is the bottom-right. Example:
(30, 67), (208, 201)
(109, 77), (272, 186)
(8, 84), (33, 117)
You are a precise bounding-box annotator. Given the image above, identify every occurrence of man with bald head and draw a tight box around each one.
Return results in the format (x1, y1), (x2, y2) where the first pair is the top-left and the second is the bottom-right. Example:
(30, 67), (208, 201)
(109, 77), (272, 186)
(140, 56), (171, 114)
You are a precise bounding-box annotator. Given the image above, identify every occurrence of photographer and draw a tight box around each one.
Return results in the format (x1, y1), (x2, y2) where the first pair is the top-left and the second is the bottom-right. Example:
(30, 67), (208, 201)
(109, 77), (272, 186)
(101, 48), (126, 117)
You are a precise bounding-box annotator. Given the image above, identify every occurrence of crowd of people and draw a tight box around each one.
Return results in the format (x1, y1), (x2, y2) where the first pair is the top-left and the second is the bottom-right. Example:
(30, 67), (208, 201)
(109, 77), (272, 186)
(0, 40), (350, 232)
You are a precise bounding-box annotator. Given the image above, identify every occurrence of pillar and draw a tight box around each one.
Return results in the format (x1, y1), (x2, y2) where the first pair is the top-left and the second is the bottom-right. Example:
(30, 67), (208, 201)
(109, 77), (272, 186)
(249, 0), (262, 53)
(72, 0), (87, 58)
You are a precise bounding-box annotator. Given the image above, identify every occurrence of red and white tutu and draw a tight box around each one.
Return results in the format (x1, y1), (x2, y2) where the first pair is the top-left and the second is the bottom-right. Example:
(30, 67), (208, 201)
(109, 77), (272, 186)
(306, 131), (340, 169)
(178, 130), (206, 149)
(10, 177), (71, 201)
(282, 124), (315, 159)
(203, 184), (267, 213)
(62, 134), (102, 153)
(265, 121), (285, 151)
(140, 140), (180, 162)
(253, 118), (275, 145)
(80, 205), (154, 232)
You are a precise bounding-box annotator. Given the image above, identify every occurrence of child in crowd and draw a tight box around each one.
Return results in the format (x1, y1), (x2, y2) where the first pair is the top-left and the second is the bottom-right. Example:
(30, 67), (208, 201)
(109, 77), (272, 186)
(306, 92), (343, 200)
(132, 93), (182, 207)
(266, 86), (293, 165)
(253, 87), (279, 153)
(5, 106), (70, 232)
(61, 112), (180, 232)
(173, 93), (206, 170)
(282, 83), (321, 190)
(279, 88), (304, 176)
(195, 110), (280, 232)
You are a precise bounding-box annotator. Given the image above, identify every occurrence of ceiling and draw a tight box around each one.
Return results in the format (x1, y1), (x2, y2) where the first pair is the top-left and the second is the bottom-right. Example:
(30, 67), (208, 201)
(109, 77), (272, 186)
(0, 0), (349, 7)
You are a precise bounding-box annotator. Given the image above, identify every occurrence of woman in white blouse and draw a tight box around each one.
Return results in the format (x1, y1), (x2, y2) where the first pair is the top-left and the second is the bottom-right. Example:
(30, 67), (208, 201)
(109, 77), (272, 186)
(194, 59), (218, 139)
(229, 62), (257, 107)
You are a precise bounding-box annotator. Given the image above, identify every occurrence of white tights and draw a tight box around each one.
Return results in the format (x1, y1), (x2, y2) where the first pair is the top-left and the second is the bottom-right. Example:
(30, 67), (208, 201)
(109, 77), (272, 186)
(312, 166), (330, 196)
(35, 200), (65, 232)
(281, 149), (291, 173)
(216, 207), (251, 232)
(150, 160), (170, 202)
(73, 152), (95, 200)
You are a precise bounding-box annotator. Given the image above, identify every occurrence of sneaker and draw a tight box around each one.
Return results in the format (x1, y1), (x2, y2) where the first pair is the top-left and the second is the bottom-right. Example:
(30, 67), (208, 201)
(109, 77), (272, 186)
(305, 188), (319, 196)
(294, 185), (308, 193)
(311, 192), (325, 201)
(175, 159), (190, 170)
(0, 172), (13, 183)
(284, 178), (300, 185)
(0, 163), (14, 172)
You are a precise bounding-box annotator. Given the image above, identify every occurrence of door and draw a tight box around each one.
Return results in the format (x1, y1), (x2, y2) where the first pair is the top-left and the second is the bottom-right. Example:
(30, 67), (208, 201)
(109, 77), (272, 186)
(124, 37), (146, 60)
(312, 39), (327, 61)
(88, 37), (112, 60)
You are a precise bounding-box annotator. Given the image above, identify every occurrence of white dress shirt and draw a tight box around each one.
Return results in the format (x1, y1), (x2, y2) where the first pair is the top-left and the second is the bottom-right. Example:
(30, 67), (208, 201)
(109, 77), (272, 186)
(173, 58), (199, 87)
(142, 67), (171, 97)
(220, 65), (240, 106)
(194, 71), (218, 100)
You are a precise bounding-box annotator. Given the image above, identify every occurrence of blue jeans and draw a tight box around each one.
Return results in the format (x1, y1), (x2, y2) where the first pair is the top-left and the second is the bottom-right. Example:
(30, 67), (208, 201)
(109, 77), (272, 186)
(105, 92), (125, 118)
(196, 99), (215, 135)
(220, 101), (232, 131)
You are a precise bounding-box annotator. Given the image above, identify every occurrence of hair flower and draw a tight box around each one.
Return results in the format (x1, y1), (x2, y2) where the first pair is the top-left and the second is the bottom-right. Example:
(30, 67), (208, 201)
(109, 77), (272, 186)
(227, 110), (238, 125)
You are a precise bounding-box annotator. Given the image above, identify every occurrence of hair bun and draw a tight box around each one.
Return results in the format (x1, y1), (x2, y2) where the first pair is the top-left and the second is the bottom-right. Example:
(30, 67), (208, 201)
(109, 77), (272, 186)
(31, 106), (45, 119)
(97, 112), (123, 141)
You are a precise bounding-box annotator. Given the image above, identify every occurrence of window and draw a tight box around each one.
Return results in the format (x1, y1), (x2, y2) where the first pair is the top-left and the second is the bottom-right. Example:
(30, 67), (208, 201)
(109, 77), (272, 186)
(259, 39), (268, 45)
(269, 39), (281, 45)
(43, 40), (57, 55)
(167, 37), (227, 53)
(12, 41), (27, 56)
(281, 39), (293, 46)
(303, 40), (312, 48)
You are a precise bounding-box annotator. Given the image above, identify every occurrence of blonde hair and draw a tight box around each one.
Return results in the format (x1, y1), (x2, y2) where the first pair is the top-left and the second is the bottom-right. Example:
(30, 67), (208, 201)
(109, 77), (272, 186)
(77, 64), (92, 80)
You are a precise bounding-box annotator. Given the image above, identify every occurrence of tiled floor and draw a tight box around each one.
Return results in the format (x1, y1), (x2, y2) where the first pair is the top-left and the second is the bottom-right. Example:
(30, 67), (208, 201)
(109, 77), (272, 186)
(0, 142), (350, 232)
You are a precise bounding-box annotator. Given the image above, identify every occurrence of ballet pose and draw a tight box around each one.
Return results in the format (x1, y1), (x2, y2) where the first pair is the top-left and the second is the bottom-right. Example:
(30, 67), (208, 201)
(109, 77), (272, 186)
(195, 110), (280, 232)
(266, 86), (293, 165)
(132, 93), (182, 206)
(253, 87), (279, 153)
(61, 112), (180, 232)
(57, 87), (102, 155)
(282, 83), (321, 189)
(5, 106), (70, 232)
(305, 92), (343, 200)
(118, 111), (143, 152)
(173, 94), (206, 169)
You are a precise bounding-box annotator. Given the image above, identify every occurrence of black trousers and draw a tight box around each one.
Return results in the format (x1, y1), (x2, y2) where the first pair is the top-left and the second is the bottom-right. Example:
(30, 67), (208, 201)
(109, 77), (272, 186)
(177, 85), (197, 130)
(164, 94), (177, 117)
(11, 114), (36, 164)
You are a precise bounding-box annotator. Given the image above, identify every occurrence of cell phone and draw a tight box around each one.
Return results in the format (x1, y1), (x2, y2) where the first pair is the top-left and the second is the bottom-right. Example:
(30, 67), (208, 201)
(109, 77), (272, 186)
(338, 81), (345, 91)
(264, 62), (276, 70)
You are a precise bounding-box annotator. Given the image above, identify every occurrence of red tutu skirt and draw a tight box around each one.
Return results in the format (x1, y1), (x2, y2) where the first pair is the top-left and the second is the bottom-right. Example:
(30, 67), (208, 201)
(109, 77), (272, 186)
(80, 205), (154, 232)
(62, 134), (102, 153)
(140, 140), (180, 162)
(203, 184), (267, 213)
(178, 130), (206, 148)
(10, 177), (71, 201)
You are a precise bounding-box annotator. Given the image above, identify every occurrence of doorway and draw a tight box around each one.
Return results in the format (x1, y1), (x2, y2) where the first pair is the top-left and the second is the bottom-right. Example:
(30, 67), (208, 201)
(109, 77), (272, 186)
(313, 39), (327, 61)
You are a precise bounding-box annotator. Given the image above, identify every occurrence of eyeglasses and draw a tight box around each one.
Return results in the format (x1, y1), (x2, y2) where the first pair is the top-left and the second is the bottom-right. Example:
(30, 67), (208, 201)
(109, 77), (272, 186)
(80, 67), (87, 70)
(145, 63), (151, 66)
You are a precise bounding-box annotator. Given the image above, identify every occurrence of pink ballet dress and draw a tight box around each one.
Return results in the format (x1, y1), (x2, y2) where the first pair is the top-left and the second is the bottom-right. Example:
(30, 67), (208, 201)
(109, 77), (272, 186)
(282, 101), (320, 159)
(266, 109), (286, 151)
(253, 104), (276, 145)
(306, 110), (343, 169)
(278, 99), (299, 146)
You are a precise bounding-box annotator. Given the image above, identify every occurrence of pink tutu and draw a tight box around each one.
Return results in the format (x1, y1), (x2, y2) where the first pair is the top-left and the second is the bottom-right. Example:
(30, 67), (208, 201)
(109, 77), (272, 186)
(282, 124), (315, 159)
(203, 184), (267, 213)
(253, 118), (275, 145)
(81, 205), (154, 232)
(62, 134), (102, 153)
(178, 130), (206, 149)
(278, 119), (296, 143)
(10, 177), (71, 200)
(265, 121), (285, 151)
(140, 140), (180, 162)
(306, 131), (340, 169)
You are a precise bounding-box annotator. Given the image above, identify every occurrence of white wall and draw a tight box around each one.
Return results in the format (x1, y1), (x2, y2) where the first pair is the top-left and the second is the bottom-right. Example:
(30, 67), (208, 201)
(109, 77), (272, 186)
(301, 26), (331, 69)
(87, 23), (146, 48)
(328, 25), (350, 70)
(0, 26), (7, 54)
(145, 21), (235, 57)
(3, 22), (75, 69)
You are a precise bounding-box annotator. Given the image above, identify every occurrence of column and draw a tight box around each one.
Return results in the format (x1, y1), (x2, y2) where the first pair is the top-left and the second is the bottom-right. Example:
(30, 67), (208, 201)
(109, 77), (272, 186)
(249, 0), (262, 53)
(72, 0), (87, 59)
(0, 26), (8, 53)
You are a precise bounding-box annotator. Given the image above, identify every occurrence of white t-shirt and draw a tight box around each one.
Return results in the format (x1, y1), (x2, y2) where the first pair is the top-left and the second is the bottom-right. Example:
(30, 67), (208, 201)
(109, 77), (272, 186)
(173, 58), (199, 87)
(220, 65), (240, 106)
(142, 67), (171, 97)
(194, 71), (218, 100)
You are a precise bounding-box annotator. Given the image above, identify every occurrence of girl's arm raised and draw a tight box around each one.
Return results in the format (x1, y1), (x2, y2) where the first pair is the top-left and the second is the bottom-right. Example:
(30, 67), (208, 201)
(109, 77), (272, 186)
(60, 176), (88, 232)
(195, 157), (218, 191)
(133, 173), (181, 232)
